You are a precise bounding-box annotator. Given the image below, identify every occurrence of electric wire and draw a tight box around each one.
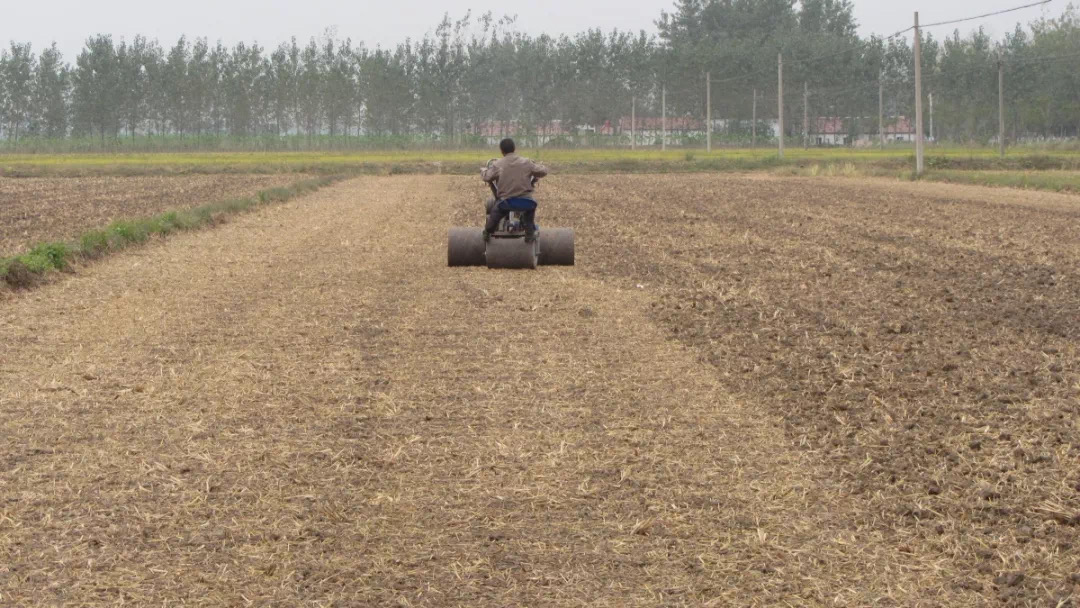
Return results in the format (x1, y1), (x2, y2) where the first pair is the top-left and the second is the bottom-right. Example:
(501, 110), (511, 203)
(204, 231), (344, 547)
(889, 0), (1054, 38)
(709, 0), (1059, 86)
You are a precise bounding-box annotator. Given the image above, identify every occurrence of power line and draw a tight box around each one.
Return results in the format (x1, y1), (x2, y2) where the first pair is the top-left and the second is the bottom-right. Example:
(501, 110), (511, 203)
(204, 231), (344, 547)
(711, 65), (777, 85)
(812, 80), (913, 98)
(889, 0), (1054, 38)
(712, 50), (866, 85)
(704, 0), (1061, 93)
(923, 0), (1053, 29)
(1007, 50), (1080, 65)
(712, 45), (885, 85)
(786, 46), (861, 66)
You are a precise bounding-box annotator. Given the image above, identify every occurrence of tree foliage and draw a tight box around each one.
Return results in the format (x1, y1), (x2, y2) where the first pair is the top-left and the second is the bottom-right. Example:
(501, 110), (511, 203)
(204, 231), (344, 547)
(0, 2), (1078, 145)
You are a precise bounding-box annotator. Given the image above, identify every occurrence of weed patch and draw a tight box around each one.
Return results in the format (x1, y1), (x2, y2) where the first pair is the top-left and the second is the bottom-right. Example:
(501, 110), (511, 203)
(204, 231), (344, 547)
(2, 259), (37, 288)
(108, 220), (150, 245)
(79, 230), (110, 257)
(25, 242), (73, 271)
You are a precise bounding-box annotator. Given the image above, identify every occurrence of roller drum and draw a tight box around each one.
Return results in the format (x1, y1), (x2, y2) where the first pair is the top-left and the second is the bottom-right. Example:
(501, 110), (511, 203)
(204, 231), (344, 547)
(485, 238), (539, 269)
(447, 228), (486, 267)
(539, 228), (575, 266)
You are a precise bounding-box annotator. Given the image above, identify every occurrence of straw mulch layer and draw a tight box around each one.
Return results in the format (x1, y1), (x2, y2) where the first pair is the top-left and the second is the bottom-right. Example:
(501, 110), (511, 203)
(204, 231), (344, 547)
(1, 175), (1077, 606)
(533, 174), (1080, 606)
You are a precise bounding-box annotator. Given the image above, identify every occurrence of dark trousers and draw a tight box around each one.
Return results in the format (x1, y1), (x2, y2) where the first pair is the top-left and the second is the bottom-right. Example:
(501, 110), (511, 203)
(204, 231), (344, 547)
(485, 200), (536, 236)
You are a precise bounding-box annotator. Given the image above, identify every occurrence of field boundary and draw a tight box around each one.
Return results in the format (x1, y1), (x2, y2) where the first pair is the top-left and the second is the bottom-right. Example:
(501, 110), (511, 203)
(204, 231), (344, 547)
(3, 147), (1080, 176)
(5, 150), (1080, 196)
(0, 175), (342, 291)
(773, 163), (1080, 194)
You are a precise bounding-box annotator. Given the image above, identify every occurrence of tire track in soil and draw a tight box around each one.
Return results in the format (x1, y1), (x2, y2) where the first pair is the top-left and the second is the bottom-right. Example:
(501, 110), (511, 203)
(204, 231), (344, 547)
(1, 175), (949, 606)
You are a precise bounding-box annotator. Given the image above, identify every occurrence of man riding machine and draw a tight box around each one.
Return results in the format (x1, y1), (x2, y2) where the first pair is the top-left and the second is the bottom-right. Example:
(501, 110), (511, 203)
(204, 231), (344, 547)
(447, 138), (574, 269)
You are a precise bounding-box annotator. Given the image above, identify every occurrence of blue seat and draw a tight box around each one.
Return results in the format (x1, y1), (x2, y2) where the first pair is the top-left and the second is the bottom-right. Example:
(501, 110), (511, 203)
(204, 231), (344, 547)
(502, 197), (538, 211)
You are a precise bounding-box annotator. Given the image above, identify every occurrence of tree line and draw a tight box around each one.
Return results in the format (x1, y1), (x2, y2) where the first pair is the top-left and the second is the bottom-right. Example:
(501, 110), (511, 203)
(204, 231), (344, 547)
(1, 1), (1078, 148)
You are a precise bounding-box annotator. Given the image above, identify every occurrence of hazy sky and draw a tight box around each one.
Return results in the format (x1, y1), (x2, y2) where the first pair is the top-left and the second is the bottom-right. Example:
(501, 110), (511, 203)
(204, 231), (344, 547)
(6, 0), (1065, 60)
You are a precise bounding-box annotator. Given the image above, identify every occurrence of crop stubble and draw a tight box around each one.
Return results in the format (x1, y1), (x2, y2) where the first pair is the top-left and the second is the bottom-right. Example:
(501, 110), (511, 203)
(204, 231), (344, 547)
(546, 174), (1080, 606)
(0, 174), (1077, 606)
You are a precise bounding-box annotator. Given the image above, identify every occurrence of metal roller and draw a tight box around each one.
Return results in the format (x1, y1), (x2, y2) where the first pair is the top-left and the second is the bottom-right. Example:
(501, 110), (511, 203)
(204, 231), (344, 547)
(539, 228), (575, 266)
(447, 228), (486, 267)
(485, 238), (539, 269)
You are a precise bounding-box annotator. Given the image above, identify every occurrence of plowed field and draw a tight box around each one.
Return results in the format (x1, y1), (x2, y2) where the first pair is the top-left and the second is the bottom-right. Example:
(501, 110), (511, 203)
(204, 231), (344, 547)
(0, 175), (298, 256)
(1, 175), (1077, 606)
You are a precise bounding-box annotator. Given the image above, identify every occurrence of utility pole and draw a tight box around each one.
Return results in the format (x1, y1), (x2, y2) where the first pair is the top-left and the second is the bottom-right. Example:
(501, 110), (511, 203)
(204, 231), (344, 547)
(999, 61), (1006, 158)
(929, 92), (934, 143)
(662, 85), (667, 152)
(879, 77), (885, 149)
(803, 81), (810, 149)
(752, 88), (757, 148)
(706, 72), (712, 153)
(631, 96), (636, 151)
(778, 53), (784, 159)
(914, 11), (925, 175)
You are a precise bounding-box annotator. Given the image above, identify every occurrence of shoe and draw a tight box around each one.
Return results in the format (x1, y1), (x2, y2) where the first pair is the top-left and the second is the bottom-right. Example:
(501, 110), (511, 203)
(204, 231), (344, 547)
(482, 231), (491, 242)
(524, 233), (536, 244)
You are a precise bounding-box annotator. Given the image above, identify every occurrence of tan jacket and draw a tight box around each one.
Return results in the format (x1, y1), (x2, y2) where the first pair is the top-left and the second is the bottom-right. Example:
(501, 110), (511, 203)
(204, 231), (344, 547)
(482, 153), (549, 200)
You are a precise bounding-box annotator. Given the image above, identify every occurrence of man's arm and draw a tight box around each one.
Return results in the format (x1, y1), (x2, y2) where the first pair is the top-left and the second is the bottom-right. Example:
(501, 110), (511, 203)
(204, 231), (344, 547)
(481, 161), (500, 183)
(530, 160), (549, 179)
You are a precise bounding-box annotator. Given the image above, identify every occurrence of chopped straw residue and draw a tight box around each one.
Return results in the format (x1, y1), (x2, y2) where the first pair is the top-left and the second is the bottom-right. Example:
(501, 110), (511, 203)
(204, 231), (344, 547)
(0, 175), (1077, 605)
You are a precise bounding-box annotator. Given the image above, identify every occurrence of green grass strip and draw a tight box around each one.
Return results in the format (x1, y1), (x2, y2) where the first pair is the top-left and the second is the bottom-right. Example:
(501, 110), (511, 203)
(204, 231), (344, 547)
(5, 147), (1080, 178)
(921, 170), (1080, 194)
(774, 161), (1080, 194)
(1, 175), (341, 289)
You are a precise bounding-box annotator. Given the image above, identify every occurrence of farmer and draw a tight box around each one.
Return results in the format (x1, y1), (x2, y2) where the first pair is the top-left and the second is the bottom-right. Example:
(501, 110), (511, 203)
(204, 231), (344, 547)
(481, 138), (549, 242)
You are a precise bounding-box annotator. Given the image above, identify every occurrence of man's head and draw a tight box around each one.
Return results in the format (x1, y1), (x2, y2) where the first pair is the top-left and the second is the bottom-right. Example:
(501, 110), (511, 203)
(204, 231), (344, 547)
(499, 138), (516, 156)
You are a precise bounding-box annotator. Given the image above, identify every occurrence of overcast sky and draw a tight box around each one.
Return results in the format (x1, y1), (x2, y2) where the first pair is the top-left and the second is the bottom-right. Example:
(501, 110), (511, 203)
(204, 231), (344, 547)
(5, 0), (1065, 60)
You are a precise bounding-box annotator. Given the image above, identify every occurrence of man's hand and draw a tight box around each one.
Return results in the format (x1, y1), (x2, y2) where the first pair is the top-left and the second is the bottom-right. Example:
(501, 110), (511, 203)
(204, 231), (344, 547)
(481, 159), (499, 184)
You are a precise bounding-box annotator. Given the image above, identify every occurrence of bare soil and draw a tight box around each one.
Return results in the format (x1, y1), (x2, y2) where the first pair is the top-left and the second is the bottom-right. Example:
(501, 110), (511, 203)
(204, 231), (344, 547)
(0, 175), (298, 256)
(0, 175), (1077, 606)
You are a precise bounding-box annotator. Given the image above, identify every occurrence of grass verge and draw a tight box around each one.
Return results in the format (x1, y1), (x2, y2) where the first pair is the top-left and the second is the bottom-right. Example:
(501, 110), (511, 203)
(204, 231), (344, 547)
(4, 147), (1080, 178)
(920, 169), (1080, 193)
(775, 162), (1080, 195)
(1, 175), (341, 289)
